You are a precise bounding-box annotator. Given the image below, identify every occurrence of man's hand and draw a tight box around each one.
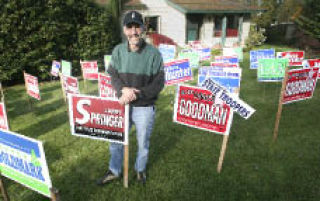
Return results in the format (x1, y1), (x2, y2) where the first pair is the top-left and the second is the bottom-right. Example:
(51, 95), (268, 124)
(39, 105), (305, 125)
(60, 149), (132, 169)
(119, 87), (140, 105)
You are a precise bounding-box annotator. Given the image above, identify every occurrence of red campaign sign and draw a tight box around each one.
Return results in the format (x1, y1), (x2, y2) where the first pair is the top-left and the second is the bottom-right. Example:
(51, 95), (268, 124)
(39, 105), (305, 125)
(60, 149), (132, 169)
(173, 85), (233, 135)
(81, 61), (99, 80)
(68, 94), (129, 144)
(283, 67), (319, 104)
(210, 62), (239, 68)
(98, 73), (117, 99)
(188, 40), (203, 49)
(24, 73), (41, 100)
(62, 75), (79, 95)
(303, 59), (320, 78)
(277, 51), (304, 66)
(0, 102), (9, 130)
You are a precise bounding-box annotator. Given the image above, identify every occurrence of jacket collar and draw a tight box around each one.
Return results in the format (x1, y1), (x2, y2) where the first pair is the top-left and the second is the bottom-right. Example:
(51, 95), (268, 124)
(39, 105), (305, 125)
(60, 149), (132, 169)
(126, 38), (146, 53)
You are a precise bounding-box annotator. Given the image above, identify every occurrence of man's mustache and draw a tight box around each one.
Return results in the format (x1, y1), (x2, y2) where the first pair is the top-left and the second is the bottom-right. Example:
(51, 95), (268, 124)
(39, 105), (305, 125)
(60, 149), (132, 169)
(128, 34), (141, 38)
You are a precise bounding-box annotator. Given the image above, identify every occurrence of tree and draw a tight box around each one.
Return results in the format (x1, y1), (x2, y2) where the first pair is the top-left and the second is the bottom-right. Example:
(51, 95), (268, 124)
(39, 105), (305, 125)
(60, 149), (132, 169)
(0, 0), (120, 84)
(295, 0), (320, 40)
(77, 3), (121, 70)
(251, 0), (277, 28)
(252, 0), (304, 28)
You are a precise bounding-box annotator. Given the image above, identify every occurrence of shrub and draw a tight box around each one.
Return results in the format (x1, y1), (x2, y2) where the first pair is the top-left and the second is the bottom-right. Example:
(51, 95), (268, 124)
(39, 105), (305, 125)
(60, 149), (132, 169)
(245, 24), (267, 51)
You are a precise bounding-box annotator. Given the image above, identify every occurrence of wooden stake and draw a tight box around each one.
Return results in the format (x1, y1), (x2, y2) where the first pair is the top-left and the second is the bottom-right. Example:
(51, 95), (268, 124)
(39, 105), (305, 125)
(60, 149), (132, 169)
(217, 134), (230, 173)
(0, 82), (4, 103)
(50, 187), (60, 201)
(80, 60), (87, 92)
(123, 144), (129, 188)
(273, 66), (289, 142)
(0, 174), (10, 201)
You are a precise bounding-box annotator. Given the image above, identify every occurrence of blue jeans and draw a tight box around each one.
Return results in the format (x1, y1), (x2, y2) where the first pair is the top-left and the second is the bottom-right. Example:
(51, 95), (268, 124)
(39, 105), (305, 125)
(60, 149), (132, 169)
(109, 105), (155, 176)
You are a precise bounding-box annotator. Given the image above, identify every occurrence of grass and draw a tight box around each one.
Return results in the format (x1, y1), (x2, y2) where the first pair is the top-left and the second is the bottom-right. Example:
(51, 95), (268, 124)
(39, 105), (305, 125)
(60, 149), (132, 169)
(2, 44), (320, 201)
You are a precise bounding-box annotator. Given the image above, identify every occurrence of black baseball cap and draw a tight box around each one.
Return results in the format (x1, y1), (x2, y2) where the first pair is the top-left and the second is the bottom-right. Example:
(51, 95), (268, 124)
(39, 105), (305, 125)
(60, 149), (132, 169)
(123, 11), (143, 26)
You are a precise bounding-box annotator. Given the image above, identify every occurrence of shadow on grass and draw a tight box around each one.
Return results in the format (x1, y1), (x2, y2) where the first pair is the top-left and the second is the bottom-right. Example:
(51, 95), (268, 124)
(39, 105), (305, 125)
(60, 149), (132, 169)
(44, 142), (63, 165)
(16, 110), (68, 138)
(34, 98), (66, 117)
(51, 157), (107, 201)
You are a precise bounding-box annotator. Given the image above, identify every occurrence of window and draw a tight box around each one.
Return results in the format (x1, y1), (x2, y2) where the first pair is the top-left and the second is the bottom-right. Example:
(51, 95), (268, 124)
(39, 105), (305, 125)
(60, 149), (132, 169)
(226, 15), (239, 37)
(214, 15), (239, 37)
(144, 16), (159, 34)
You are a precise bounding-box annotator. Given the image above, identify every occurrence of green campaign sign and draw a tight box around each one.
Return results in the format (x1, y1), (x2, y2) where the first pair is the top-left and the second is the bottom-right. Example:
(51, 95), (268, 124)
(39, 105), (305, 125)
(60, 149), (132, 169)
(61, 60), (72, 76)
(0, 130), (52, 197)
(257, 58), (289, 82)
(104, 55), (111, 71)
(178, 51), (200, 68)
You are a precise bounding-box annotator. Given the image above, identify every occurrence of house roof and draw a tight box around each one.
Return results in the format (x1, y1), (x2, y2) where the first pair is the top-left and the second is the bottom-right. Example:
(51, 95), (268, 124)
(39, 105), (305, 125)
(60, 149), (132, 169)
(94, 0), (147, 9)
(121, 0), (265, 13)
(123, 0), (147, 10)
(166, 0), (265, 14)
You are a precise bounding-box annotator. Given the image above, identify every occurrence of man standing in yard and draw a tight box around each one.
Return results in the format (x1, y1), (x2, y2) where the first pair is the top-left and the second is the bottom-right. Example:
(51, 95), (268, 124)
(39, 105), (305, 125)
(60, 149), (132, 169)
(96, 10), (164, 185)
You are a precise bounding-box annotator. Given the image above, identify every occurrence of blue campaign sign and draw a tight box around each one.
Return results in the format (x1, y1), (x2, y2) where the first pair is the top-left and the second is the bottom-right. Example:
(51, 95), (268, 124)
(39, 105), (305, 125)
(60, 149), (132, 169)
(0, 129), (52, 197)
(0, 130), (41, 157)
(164, 59), (192, 85)
(159, 44), (176, 62)
(250, 49), (275, 69)
(51, 60), (61, 77)
(198, 66), (242, 94)
(215, 56), (239, 64)
(198, 48), (211, 61)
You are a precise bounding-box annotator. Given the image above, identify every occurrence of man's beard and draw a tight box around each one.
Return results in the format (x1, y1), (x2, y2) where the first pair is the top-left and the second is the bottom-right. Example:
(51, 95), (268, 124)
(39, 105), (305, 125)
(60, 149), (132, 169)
(128, 34), (142, 46)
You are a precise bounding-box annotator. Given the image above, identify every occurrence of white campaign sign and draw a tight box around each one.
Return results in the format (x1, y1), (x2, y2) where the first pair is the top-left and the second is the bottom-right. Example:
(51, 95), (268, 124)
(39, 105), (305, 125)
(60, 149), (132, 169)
(201, 78), (255, 119)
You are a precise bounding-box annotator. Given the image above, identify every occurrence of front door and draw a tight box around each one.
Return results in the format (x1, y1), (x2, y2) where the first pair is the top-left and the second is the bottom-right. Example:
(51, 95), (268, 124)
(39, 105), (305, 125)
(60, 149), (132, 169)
(186, 14), (203, 42)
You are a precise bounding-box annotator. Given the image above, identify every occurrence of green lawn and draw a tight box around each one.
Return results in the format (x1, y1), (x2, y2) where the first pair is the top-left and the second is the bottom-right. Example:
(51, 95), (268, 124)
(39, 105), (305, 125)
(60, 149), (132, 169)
(2, 45), (320, 201)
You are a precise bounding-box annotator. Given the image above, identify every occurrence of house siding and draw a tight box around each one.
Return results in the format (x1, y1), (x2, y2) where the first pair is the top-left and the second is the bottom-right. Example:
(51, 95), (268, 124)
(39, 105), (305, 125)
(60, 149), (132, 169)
(124, 0), (187, 46)
(241, 15), (251, 46)
(124, 0), (254, 47)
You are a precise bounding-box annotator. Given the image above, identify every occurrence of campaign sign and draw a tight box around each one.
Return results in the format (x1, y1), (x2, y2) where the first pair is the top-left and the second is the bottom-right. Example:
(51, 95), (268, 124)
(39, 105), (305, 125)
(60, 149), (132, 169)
(215, 56), (239, 64)
(68, 94), (129, 144)
(223, 47), (243, 61)
(198, 67), (242, 95)
(283, 67), (319, 104)
(0, 102), (9, 130)
(198, 48), (211, 61)
(250, 49), (275, 69)
(24, 73), (41, 100)
(164, 59), (193, 85)
(0, 129), (52, 197)
(61, 60), (71, 76)
(178, 50), (200, 68)
(62, 75), (79, 95)
(173, 84), (233, 135)
(302, 59), (320, 78)
(210, 62), (239, 68)
(277, 51), (304, 66)
(188, 40), (202, 49)
(201, 78), (255, 119)
(258, 58), (289, 82)
(104, 55), (111, 71)
(98, 73), (117, 99)
(159, 44), (176, 62)
(50, 60), (61, 77)
(81, 60), (99, 80)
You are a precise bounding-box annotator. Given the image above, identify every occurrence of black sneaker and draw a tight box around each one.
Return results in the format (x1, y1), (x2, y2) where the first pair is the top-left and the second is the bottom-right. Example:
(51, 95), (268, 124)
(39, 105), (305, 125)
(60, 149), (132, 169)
(137, 171), (146, 185)
(96, 170), (119, 185)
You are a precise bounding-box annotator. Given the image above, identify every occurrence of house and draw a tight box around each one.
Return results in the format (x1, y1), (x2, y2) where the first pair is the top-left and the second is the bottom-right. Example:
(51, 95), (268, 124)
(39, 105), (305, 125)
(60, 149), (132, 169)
(123, 0), (264, 47)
